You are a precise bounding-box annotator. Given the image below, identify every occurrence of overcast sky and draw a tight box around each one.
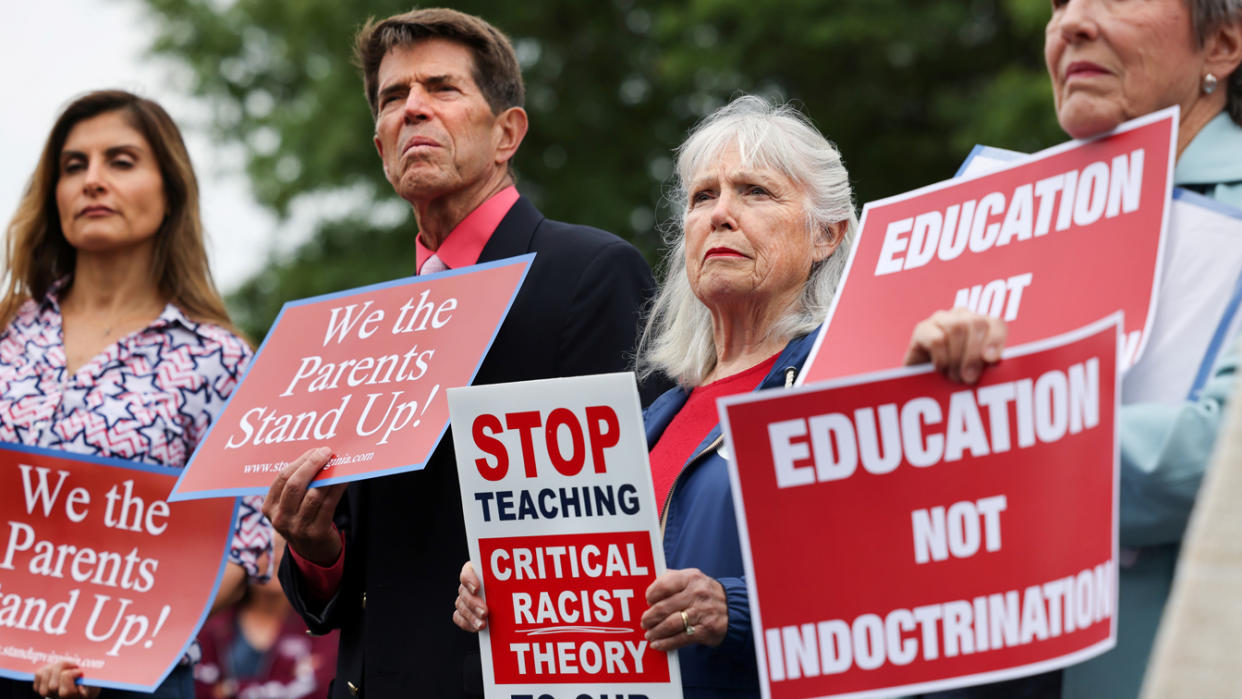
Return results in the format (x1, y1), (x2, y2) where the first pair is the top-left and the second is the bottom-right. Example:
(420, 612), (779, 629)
(0, 0), (280, 292)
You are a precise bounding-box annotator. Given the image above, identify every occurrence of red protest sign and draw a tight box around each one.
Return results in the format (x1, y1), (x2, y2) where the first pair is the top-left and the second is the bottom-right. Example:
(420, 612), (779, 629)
(719, 318), (1119, 698)
(801, 109), (1175, 385)
(170, 256), (531, 501)
(0, 444), (235, 691)
(479, 531), (659, 684)
(448, 373), (681, 699)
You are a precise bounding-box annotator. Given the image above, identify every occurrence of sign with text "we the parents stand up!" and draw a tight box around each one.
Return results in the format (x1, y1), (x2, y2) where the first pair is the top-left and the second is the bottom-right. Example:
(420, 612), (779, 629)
(799, 108), (1176, 386)
(169, 256), (531, 501)
(0, 444), (236, 691)
(720, 317), (1120, 699)
(448, 373), (681, 699)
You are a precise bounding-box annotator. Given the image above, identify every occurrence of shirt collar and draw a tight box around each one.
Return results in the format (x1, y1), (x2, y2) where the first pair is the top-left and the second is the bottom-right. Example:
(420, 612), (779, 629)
(1175, 111), (1242, 186)
(415, 186), (519, 273)
(152, 303), (198, 333)
(37, 277), (71, 313)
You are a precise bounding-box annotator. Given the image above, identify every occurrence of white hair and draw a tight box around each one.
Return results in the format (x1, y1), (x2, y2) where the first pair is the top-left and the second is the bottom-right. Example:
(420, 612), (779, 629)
(636, 95), (858, 388)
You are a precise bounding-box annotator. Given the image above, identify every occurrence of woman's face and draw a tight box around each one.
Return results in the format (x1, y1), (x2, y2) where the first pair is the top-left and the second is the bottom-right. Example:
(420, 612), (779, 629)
(683, 147), (837, 314)
(1045, 0), (1205, 139)
(55, 110), (167, 254)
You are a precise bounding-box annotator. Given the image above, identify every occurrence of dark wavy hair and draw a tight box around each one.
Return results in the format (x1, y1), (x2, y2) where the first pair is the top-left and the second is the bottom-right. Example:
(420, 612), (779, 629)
(354, 7), (524, 120)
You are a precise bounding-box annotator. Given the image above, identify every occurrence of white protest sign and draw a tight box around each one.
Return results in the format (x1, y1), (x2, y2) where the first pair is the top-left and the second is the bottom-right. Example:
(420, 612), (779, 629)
(448, 373), (682, 699)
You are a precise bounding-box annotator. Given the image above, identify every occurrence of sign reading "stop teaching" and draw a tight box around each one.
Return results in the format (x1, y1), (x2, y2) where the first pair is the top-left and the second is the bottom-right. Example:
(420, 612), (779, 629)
(448, 373), (681, 699)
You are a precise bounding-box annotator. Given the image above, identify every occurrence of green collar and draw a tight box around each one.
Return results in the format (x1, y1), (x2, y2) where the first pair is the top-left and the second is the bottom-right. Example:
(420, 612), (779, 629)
(1175, 111), (1242, 186)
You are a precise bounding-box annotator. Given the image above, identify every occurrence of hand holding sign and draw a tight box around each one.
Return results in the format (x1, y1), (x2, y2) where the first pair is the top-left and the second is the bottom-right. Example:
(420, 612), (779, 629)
(32, 662), (100, 698)
(641, 569), (728, 652)
(904, 309), (1009, 384)
(261, 447), (347, 566)
(454, 561), (488, 631)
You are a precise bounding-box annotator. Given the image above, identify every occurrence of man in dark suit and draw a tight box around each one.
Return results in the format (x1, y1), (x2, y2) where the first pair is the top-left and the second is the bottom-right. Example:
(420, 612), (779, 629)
(262, 8), (658, 697)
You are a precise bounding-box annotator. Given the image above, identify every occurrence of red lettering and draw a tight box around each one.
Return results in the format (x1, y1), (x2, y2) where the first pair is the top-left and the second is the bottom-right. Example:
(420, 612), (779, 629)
(585, 406), (619, 473)
(505, 411), (544, 477)
(472, 414), (508, 480)
(545, 408), (586, 476)
(478, 407), (624, 480)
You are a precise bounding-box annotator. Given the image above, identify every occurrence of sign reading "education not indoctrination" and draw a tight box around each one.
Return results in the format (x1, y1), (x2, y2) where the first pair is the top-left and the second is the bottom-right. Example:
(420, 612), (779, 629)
(720, 317), (1120, 698)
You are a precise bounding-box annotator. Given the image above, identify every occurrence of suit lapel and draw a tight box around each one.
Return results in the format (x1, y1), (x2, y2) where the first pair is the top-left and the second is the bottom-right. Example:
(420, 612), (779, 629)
(478, 196), (542, 263)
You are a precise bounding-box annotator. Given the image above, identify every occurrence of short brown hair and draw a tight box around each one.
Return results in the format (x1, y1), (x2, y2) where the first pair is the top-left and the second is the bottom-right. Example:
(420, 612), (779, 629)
(354, 7), (525, 120)
(1, 90), (241, 337)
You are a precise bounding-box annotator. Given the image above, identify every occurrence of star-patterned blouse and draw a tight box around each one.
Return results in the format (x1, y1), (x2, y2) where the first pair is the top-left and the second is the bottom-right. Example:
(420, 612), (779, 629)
(0, 287), (272, 588)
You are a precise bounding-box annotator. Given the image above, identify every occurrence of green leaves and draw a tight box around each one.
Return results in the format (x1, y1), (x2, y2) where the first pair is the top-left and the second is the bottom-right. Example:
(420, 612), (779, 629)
(137, 0), (1062, 341)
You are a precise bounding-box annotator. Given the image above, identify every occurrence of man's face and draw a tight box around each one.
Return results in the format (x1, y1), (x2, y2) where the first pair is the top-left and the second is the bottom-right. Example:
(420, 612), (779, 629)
(372, 39), (505, 204)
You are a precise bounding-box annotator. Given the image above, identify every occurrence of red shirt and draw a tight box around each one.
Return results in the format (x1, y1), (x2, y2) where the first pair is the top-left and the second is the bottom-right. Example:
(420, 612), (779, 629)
(648, 353), (780, 515)
(415, 186), (519, 272)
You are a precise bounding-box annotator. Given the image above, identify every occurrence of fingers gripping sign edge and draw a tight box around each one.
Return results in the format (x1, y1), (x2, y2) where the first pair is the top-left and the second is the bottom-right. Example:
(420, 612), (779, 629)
(263, 446), (342, 565)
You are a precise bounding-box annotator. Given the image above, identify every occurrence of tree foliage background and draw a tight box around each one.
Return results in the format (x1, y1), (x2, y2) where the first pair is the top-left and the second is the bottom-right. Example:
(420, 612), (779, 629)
(138, 0), (1063, 340)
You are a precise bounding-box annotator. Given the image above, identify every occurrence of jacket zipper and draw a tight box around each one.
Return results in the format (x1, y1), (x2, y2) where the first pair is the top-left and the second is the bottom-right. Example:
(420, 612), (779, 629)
(658, 364), (800, 536)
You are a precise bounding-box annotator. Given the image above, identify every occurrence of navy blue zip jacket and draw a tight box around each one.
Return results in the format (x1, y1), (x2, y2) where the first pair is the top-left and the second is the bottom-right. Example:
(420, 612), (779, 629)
(643, 330), (819, 699)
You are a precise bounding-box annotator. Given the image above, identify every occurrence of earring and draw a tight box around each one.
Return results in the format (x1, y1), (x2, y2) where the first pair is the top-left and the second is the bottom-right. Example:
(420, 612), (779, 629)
(1204, 73), (1219, 95)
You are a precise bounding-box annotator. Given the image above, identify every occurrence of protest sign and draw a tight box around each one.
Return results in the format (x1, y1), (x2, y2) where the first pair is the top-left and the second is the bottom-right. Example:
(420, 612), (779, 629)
(170, 256), (531, 501)
(956, 144), (1242, 404)
(953, 145), (1024, 178)
(448, 373), (681, 699)
(719, 317), (1120, 699)
(800, 109), (1176, 386)
(0, 443), (235, 691)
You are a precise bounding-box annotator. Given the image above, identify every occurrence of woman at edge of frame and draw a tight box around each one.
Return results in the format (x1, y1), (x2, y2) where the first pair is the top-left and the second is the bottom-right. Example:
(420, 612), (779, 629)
(0, 89), (272, 699)
(919, 2), (1242, 697)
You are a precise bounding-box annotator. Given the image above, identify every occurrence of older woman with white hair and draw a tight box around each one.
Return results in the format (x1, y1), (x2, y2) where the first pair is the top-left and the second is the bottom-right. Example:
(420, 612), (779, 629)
(625, 95), (856, 698)
(449, 94), (1006, 697)
(452, 95), (1001, 697)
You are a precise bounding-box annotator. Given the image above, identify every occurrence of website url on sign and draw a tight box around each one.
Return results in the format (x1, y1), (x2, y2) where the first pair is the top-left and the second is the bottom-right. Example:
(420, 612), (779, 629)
(326, 452), (375, 468)
(242, 452), (374, 475)
(242, 461), (288, 474)
(1, 646), (105, 670)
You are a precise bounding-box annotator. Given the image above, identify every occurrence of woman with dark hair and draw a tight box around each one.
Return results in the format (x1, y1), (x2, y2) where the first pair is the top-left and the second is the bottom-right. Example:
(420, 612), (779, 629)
(0, 90), (271, 698)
